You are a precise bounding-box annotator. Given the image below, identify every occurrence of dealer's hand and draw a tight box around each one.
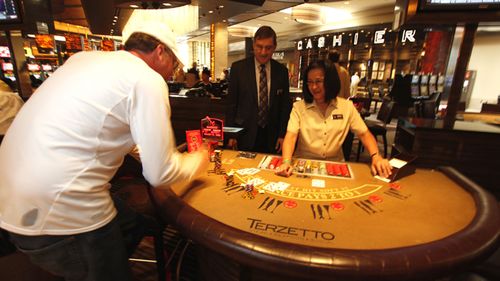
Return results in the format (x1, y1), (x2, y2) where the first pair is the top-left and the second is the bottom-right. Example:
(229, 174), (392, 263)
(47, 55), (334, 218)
(275, 163), (293, 177)
(371, 154), (392, 178)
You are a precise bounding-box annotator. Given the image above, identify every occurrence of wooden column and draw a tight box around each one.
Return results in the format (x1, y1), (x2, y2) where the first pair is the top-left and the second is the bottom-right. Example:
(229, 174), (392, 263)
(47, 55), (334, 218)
(6, 30), (33, 99)
(444, 23), (477, 128)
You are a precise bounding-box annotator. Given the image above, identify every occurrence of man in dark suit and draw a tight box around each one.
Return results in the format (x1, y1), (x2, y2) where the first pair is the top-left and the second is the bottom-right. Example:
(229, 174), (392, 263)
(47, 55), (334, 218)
(228, 26), (291, 154)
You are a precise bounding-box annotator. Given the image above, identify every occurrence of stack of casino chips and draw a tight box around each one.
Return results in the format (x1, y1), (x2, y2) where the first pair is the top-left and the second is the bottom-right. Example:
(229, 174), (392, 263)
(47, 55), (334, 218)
(326, 163), (350, 177)
(213, 150), (224, 174)
(225, 172), (234, 187)
(242, 183), (256, 199)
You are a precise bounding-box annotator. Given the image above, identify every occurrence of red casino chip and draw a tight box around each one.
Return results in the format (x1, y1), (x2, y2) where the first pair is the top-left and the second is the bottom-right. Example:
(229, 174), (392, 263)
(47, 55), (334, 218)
(369, 195), (383, 203)
(389, 183), (401, 190)
(330, 202), (345, 211)
(283, 200), (298, 209)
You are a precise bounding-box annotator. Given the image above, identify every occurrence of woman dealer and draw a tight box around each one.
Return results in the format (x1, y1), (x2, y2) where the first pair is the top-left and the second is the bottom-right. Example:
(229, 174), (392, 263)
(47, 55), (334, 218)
(276, 60), (392, 178)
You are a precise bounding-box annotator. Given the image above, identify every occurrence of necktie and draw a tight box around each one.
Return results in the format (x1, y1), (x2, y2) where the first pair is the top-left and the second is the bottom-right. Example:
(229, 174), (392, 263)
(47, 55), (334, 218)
(258, 64), (268, 127)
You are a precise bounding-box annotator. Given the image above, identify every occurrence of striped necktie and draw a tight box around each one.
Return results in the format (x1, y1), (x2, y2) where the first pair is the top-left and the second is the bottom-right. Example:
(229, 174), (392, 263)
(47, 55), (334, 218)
(258, 64), (268, 127)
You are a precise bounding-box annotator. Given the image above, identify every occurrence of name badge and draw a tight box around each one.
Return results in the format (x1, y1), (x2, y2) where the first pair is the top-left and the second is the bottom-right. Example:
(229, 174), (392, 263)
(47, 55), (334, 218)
(332, 114), (343, 120)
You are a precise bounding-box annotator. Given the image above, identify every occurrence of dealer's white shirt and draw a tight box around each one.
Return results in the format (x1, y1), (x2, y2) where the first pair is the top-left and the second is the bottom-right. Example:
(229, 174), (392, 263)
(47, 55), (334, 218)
(0, 51), (202, 235)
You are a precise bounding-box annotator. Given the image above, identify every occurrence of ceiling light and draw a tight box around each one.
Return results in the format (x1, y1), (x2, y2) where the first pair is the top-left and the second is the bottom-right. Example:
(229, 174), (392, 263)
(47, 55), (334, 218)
(228, 25), (256, 37)
(208, 10), (213, 13)
(280, 7), (292, 15)
(117, 1), (191, 9)
(124, 4), (199, 35)
(323, 7), (352, 23)
(292, 4), (324, 25)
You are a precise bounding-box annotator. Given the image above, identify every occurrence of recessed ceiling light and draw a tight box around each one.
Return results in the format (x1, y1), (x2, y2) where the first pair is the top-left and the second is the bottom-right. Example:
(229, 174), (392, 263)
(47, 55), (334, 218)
(129, 4), (139, 8)
(163, 3), (172, 6)
(218, 5), (224, 9)
(208, 10), (213, 13)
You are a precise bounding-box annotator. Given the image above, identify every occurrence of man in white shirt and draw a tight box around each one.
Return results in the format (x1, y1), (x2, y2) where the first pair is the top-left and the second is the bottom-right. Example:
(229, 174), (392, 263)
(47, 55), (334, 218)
(350, 71), (360, 96)
(0, 22), (208, 281)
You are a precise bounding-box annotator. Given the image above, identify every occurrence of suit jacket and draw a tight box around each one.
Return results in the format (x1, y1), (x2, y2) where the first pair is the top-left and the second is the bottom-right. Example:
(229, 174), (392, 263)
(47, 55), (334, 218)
(335, 63), (351, 99)
(228, 57), (291, 152)
(390, 74), (412, 106)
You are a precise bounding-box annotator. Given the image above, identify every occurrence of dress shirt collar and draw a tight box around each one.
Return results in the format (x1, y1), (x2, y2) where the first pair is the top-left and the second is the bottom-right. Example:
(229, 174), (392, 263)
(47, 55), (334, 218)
(305, 97), (338, 110)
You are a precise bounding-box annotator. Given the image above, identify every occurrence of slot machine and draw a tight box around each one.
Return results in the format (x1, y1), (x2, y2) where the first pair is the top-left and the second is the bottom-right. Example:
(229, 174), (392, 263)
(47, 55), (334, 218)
(437, 75), (445, 93)
(429, 75), (438, 94)
(27, 63), (42, 79)
(419, 75), (430, 97)
(1, 62), (15, 82)
(410, 75), (420, 97)
(41, 64), (53, 77)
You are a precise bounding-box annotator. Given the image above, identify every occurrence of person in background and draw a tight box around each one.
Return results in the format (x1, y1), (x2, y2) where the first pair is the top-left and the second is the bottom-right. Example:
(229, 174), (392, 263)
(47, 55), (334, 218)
(187, 61), (200, 80)
(185, 64), (201, 88)
(228, 25), (292, 153)
(350, 71), (360, 96)
(0, 80), (23, 144)
(328, 50), (350, 99)
(220, 68), (229, 83)
(197, 67), (214, 94)
(0, 22), (208, 281)
(275, 60), (391, 178)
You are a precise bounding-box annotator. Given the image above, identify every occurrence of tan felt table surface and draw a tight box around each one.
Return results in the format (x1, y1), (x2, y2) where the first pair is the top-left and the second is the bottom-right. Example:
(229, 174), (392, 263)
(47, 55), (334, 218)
(171, 151), (475, 249)
(152, 150), (499, 281)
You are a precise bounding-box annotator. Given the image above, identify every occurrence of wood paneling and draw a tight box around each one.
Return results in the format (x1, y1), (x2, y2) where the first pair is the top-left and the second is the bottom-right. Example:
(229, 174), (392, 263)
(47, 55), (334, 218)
(393, 118), (500, 198)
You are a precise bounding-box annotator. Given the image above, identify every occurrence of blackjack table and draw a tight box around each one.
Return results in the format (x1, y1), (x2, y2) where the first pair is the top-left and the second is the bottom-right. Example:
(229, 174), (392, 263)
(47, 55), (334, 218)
(151, 150), (500, 281)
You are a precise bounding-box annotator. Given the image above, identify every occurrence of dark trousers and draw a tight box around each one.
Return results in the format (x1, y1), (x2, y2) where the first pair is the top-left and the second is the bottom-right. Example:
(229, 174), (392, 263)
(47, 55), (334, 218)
(6, 196), (146, 281)
(252, 125), (273, 154)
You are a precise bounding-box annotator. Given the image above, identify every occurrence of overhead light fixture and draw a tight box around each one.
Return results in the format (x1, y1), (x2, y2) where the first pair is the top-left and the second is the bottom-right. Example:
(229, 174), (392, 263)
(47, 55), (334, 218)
(116, 1), (191, 9)
(323, 7), (352, 23)
(292, 4), (325, 25)
(228, 25), (256, 37)
(124, 4), (198, 35)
